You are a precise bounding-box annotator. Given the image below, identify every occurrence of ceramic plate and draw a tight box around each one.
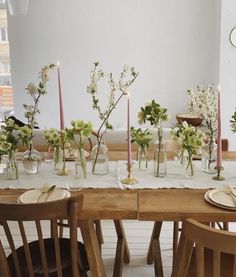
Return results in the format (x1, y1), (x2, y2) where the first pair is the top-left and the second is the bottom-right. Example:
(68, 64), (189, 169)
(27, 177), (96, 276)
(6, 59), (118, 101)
(204, 189), (236, 211)
(18, 188), (70, 203)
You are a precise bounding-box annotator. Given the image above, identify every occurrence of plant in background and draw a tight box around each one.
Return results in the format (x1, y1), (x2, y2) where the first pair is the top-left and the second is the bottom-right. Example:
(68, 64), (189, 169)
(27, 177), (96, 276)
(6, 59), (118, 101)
(230, 109), (236, 133)
(187, 85), (217, 171)
(87, 61), (138, 173)
(138, 100), (168, 176)
(131, 127), (152, 169)
(66, 120), (93, 178)
(170, 121), (206, 176)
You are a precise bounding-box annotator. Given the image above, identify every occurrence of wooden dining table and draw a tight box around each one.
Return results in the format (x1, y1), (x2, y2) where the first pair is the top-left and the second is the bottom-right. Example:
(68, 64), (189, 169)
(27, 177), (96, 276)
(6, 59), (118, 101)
(0, 151), (236, 277)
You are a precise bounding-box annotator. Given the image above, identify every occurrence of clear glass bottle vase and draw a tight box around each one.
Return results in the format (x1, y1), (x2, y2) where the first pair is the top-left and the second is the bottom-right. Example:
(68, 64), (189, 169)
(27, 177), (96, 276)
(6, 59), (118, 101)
(91, 138), (109, 175)
(7, 150), (18, 180)
(201, 138), (217, 174)
(75, 149), (87, 179)
(137, 146), (148, 170)
(22, 145), (41, 174)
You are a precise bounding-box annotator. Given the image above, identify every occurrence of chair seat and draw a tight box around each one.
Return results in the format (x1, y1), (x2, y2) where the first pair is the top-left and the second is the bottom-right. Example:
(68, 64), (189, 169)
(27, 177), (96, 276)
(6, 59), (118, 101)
(188, 248), (234, 276)
(7, 238), (89, 277)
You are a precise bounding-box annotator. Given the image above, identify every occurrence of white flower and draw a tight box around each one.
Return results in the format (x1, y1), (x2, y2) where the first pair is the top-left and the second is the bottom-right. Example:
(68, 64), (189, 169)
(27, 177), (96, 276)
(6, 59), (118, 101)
(187, 85), (217, 136)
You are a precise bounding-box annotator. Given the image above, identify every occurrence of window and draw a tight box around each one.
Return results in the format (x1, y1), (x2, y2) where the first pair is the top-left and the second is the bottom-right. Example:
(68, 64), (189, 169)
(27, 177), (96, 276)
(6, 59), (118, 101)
(0, 27), (8, 42)
(0, 4), (13, 118)
(0, 62), (10, 73)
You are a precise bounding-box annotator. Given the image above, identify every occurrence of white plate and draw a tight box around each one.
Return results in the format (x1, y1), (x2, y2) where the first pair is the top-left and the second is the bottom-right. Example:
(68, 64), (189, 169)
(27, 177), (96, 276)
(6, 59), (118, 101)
(204, 189), (236, 211)
(18, 188), (70, 203)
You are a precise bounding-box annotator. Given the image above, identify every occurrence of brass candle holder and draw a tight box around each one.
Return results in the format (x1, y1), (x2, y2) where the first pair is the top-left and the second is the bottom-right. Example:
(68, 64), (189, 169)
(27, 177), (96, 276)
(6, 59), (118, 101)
(212, 166), (225, 181)
(121, 164), (138, 185)
(57, 131), (70, 176)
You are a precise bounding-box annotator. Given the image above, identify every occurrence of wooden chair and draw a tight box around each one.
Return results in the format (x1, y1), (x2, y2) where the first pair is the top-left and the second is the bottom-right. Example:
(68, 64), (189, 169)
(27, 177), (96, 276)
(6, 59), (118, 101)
(172, 218), (236, 277)
(0, 195), (89, 277)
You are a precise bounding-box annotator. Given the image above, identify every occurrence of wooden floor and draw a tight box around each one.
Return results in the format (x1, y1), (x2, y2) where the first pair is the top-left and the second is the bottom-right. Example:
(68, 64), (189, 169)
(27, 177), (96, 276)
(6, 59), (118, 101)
(2, 220), (236, 277)
(95, 220), (173, 277)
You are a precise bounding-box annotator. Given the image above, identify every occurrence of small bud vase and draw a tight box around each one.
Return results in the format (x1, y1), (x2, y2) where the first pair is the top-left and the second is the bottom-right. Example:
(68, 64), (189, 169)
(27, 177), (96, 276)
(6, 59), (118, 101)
(153, 121), (167, 177)
(91, 138), (109, 175)
(22, 145), (41, 174)
(185, 152), (195, 177)
(137, 146), (148, 170)
(201, 138), (217, 174)
(154, 141), (167, 177)
(53, 145), (63, 170)
(7, 150), (18, 180)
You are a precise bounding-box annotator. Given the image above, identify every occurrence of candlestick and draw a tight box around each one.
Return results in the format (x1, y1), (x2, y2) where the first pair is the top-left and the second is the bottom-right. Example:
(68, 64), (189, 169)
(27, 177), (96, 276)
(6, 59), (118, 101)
(127, 95), (131, 168)
(56, 62), (69, 176)
(213, 85), (224, 181)
(216, 85), (222, 168)
(121, 92), (138, 185)
(57, 62), (64, 130)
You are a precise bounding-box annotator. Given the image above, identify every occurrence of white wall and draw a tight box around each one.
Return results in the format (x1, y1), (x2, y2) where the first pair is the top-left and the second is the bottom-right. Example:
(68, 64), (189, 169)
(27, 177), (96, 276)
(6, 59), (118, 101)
(8, 0), (221, 132)
(220, 0), (236, 150)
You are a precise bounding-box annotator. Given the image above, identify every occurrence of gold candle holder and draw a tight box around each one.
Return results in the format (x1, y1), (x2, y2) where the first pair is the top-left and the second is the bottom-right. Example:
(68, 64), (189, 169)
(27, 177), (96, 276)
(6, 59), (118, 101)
(121, 164), (138, 185)
(212, 166), (225, 181)
(57, 131), (70, 176)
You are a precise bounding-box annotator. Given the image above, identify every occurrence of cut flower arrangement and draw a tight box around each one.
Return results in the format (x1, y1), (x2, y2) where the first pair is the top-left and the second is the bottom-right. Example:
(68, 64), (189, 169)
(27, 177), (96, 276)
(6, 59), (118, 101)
(65, 120), (93, 178)
(171, 121), (206, 176)
(131, 127), (152, 169)
(22, 63), (55, 174)
(187, 85), (218, 172)
(87, 61), (138, 174)
(138, 100), (168, 177)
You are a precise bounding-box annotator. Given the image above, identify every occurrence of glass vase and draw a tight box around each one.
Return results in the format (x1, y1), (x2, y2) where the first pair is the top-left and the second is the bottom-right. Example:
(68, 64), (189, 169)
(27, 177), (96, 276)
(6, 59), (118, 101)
(137, 146), (148, 170)
(7, 151), (18, 180)
(22, 145), (41, 174)
(53, 145), (63, 170)
(201, 138), (217, 174)
(91, 138), (109, 175)
(153, 122), (167, 177)
(154, 141), (167, 177)
(185, 152), (195, 177)
(73, 149), (87, 189)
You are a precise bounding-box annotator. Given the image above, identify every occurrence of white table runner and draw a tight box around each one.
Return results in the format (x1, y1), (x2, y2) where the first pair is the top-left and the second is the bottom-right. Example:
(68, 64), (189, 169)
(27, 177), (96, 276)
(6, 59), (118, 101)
(0, 160), (235, 190)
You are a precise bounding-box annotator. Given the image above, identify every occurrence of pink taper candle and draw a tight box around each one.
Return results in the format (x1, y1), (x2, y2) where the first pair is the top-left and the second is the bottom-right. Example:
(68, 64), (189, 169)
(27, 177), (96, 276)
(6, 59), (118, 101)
(57, 62), (65, 130)
(216, 85), (222, 168)
(127, 94), (132, 168)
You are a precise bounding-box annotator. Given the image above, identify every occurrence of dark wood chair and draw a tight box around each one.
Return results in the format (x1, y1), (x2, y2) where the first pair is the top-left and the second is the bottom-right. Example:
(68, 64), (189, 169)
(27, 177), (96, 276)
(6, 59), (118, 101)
(172, 219), (236, 277)
(0, 195), (89, 277)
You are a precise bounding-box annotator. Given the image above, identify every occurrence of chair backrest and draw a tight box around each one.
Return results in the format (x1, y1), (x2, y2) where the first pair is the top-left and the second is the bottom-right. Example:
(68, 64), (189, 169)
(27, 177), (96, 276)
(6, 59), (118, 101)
(172, 219), (236, 277)
(0, 194), (83, 277)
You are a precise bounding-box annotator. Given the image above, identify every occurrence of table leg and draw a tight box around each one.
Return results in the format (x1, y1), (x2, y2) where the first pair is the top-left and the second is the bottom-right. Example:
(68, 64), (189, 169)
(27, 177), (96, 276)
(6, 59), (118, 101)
(172, 221), (179, 269)
(80, 220), (106, 277)
(146, 221), (163, 277)
(95, 220), (104, 250)
(113, 220), (130, 277)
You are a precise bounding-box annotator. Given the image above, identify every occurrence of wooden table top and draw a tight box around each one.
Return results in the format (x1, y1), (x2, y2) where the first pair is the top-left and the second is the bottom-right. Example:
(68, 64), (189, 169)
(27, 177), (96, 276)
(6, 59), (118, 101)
(0, 188), (138, 220)
(138, 189), (236, 222)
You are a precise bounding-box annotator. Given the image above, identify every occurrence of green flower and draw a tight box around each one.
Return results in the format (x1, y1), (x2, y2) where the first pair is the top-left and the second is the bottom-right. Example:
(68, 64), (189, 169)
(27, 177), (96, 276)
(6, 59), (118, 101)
(131, 127), (152, 150)
(66, 120), (93, 149)
(43, 128), (62, 147)
(138, 100), (168, 126)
